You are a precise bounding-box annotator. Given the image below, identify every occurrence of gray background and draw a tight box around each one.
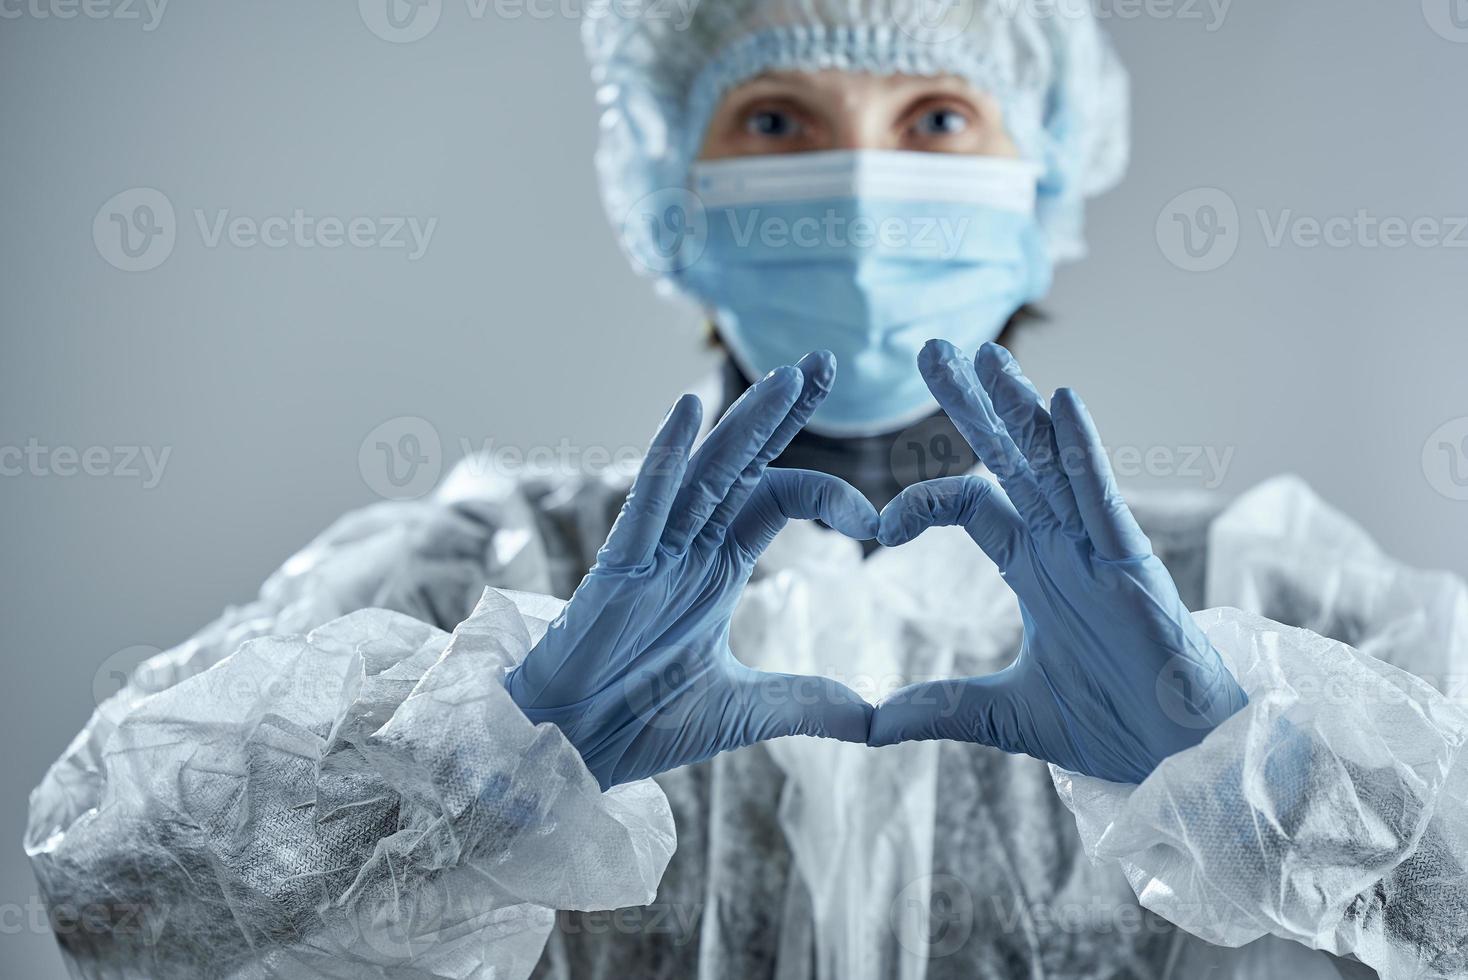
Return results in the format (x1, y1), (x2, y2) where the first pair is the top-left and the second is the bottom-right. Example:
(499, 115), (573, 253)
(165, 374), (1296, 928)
(2, 1), (1466, 975)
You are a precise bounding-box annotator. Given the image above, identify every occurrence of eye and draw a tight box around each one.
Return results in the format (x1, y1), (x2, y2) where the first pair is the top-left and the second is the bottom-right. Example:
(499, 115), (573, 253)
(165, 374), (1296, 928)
(912, 105), (970, 137)
(745, 108), (803, 139)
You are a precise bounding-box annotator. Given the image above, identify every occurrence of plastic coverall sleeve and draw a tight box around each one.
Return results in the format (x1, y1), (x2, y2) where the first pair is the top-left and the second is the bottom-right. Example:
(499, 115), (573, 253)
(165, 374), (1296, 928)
(1052, 477), (1468, 980)
(83, 470), (558, 718)
(26, 587), (675, 980)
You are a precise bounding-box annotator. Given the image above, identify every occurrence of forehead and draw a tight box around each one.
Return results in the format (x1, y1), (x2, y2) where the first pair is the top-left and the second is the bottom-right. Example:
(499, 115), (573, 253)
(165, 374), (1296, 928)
(726, 69), (985, 101)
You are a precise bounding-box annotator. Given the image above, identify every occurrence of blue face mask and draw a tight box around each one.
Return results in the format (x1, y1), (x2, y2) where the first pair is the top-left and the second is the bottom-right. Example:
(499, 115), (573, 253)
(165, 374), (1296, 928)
(675, 150), (1053, 437)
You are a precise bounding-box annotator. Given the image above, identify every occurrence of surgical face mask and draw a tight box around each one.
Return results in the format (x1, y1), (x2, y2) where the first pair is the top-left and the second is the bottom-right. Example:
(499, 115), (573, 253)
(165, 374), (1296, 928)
(676, 150), (1053, 437)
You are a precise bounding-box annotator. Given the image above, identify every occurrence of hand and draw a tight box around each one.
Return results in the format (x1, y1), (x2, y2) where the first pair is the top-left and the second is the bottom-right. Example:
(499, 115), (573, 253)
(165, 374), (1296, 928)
(506, 352), (879, 790)
(867, 340), (1247, 783)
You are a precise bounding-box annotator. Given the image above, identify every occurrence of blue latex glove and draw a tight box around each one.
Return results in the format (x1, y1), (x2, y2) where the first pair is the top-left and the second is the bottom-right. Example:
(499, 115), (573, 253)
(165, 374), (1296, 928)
(868, 340), (1247, 783)
(506, 352), (879, 790)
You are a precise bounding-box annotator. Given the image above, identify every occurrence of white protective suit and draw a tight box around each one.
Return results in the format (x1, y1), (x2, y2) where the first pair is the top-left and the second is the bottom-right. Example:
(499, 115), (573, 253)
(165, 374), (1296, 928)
(25, 444), (1468, 980)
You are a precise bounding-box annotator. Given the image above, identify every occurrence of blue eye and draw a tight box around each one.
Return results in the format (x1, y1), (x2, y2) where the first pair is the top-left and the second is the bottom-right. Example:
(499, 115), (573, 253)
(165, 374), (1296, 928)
(915, 107), (969, 136)
(746, 110), (800, 138)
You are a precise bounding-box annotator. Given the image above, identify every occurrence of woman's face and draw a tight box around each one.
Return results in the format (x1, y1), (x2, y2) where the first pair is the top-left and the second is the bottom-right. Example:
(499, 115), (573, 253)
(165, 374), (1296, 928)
(699, 70), (1019, 160)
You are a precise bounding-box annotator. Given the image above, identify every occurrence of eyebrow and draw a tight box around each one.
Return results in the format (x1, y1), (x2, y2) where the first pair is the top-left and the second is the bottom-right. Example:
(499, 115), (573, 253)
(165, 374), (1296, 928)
(887, 73), (976, 94)
(738, 71), (979, 98)
(736, 72), (821, 94)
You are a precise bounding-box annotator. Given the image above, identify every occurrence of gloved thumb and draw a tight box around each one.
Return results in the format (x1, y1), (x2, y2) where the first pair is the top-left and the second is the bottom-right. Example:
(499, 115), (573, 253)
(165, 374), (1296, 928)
(866, 675), (1022, 751)
(878, 476), (1024, 568)
(732, 668), (873, 744)
(730, 469), (878, 559)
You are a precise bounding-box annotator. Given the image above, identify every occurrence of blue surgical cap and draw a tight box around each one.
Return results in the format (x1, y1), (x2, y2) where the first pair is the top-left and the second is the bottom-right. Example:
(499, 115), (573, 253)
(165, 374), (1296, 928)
(582, 0), (1130, 280)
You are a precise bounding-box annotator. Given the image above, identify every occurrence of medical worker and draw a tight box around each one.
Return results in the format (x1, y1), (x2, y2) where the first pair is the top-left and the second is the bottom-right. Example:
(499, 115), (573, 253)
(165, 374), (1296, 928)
(27, 1), (1468, 979)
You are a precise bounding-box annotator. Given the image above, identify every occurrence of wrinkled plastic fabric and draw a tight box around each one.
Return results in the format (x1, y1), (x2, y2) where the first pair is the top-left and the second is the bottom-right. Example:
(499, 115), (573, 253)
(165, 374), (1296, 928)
(583, 0), (1129, 270)
(29, 446), (1468, 980)
(1205, 474), (1468, 686)
(1052, 608), (1468, 978)
(25, 588), (675, 980)
(1050, 478), (1468, 980)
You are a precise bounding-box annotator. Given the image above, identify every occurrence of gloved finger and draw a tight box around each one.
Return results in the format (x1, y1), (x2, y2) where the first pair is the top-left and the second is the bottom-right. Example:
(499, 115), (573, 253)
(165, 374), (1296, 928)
(660, 366), (803, 555)
(731, 666), (874, 744)
(1049, 388), (1153, 561)
(698, 350), (835, 547)
(975, 343), (1086, 539)
(877, 476), (1025, 569)
(728, 469), (878, 560)
(866, 674), (1027, 751)
(596, 394), (703, 568)
(917, 340), (1055, 532)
